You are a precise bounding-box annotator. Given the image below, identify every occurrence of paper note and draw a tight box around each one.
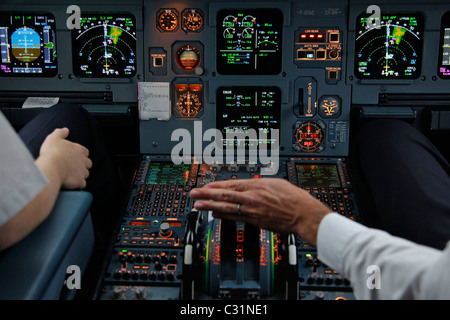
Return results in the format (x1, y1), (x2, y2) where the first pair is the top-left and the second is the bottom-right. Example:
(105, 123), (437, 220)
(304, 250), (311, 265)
(138, 82), (171, 120)
(22, 97), (60, 109)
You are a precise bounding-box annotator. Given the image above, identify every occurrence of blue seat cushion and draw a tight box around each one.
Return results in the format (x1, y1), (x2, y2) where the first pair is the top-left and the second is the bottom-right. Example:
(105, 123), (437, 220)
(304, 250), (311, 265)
(0, 191), (94, 300)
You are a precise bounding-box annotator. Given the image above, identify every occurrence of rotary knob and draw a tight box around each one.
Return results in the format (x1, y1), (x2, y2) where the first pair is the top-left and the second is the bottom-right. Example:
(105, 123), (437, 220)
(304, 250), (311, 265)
(159, 222), (172, 237)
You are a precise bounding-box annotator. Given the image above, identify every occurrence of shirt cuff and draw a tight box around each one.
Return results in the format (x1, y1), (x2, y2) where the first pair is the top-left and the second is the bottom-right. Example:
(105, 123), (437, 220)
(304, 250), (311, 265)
(316, 213), (368, 272)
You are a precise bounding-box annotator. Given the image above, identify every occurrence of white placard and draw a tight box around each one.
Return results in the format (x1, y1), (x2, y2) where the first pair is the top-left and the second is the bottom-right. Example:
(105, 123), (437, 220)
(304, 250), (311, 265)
(22, 97), (60, 109)
(138, 82), (171, 120)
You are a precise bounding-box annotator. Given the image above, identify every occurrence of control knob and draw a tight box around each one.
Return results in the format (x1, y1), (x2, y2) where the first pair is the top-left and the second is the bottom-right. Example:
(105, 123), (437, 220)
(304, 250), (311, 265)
(159, 222), (172, 237)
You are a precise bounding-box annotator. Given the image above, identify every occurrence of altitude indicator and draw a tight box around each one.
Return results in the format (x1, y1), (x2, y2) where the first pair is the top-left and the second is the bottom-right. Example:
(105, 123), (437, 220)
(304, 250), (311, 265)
(0, 13), (57, 76)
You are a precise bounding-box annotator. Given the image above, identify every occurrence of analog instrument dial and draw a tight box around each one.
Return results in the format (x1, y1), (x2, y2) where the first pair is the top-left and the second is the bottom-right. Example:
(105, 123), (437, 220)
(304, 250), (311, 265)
(177, 91), (202, 117)
(182, 9), (204, 32)
(175, 45), (200, 71)
(174, 83), (203, 118)
(157, 9), (179, 32)
(319, 96), (341, 118)
(294, 121), (325, 152)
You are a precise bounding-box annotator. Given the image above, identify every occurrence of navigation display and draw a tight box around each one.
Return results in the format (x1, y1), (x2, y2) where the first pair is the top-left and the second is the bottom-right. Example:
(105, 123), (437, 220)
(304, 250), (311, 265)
(296, 164), (341, 188)
(145, 161), (191, 185)
(438, 11), (450, 79)
(0, 13), (57, 76)
(354, 12), (424, 79)
(216, 86), (281, 148)
(216, 9), (283, 75)
(72, 14), (137, 77)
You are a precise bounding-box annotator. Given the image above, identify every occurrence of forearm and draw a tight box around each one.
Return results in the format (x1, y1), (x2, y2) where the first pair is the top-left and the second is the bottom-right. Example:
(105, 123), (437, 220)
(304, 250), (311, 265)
(0, 156), (62, 250)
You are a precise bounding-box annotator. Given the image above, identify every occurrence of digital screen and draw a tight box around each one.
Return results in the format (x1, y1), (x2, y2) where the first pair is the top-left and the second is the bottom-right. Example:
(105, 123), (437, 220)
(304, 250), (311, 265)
(354, 12), (424, 79)
(72, 14), (137, 77)
(144, 161), (191, 185)
(216, 86), (280, 148)
(216, 9), (283, 75)
(129, 221), (150, 226)
(296, 164), (341, 187)
(438, 11), (450, 78)
(0, 13), (57, 76)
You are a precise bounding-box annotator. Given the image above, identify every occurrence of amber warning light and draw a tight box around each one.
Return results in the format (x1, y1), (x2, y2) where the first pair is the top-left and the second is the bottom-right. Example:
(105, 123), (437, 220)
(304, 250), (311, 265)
(300, 33), (325, 42)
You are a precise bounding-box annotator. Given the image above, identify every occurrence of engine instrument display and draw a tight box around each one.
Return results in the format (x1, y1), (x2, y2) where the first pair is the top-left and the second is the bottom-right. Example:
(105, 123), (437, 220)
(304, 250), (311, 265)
(216, 9), (283, 75)
(438, 11), (450, 79)
(354, 12), (424, 79)
(0, 13), (57, 76)
(72, 14), (137, 78)
(216, 86), (281, 148)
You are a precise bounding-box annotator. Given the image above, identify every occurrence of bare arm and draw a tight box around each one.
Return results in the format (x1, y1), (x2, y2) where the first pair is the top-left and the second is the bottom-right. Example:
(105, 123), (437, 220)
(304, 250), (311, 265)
(0, 128), (92, 251)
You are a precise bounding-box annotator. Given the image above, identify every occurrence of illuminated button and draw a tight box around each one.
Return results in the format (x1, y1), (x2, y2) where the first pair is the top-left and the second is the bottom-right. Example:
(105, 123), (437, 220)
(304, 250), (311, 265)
(328, 70), (338, 80)
(329, 32), (339, 42)
(316, 50), (326, 59)
(153, 57), (163, 67)
(298, 50), (315, 59)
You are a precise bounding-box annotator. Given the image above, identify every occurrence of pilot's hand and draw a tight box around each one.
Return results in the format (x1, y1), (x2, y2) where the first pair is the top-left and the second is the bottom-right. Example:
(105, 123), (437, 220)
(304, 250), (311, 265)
(38, 127), (92, 189)
(190, 178), (331, 247)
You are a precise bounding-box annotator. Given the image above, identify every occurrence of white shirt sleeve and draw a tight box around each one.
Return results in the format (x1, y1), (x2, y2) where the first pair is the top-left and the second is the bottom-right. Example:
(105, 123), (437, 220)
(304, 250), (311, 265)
(0, 112), (48, 227)
(317, 213), (450, 299)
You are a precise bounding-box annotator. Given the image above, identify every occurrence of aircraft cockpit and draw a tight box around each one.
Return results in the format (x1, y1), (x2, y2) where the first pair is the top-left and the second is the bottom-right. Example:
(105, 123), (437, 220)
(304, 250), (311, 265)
(0, 0), (449, 306)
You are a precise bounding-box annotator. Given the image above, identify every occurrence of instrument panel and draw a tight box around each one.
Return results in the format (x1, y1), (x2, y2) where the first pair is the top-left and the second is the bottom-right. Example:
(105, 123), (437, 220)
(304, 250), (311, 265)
(216, 86), (280, 148)
(72, 14), (137, 77)
(100, 156), (359, 301)
(1, 0), (449, 303)
(438, 11), (450, 79)
(354, 12), (424, 79)
(216, 8), (283, 75)
(0, 0), (449, 155)
(0, 12), (57, 76)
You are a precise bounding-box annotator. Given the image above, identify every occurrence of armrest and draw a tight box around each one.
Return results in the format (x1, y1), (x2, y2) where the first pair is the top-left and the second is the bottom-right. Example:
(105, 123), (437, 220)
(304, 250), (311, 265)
(0, 191), (94, 300)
